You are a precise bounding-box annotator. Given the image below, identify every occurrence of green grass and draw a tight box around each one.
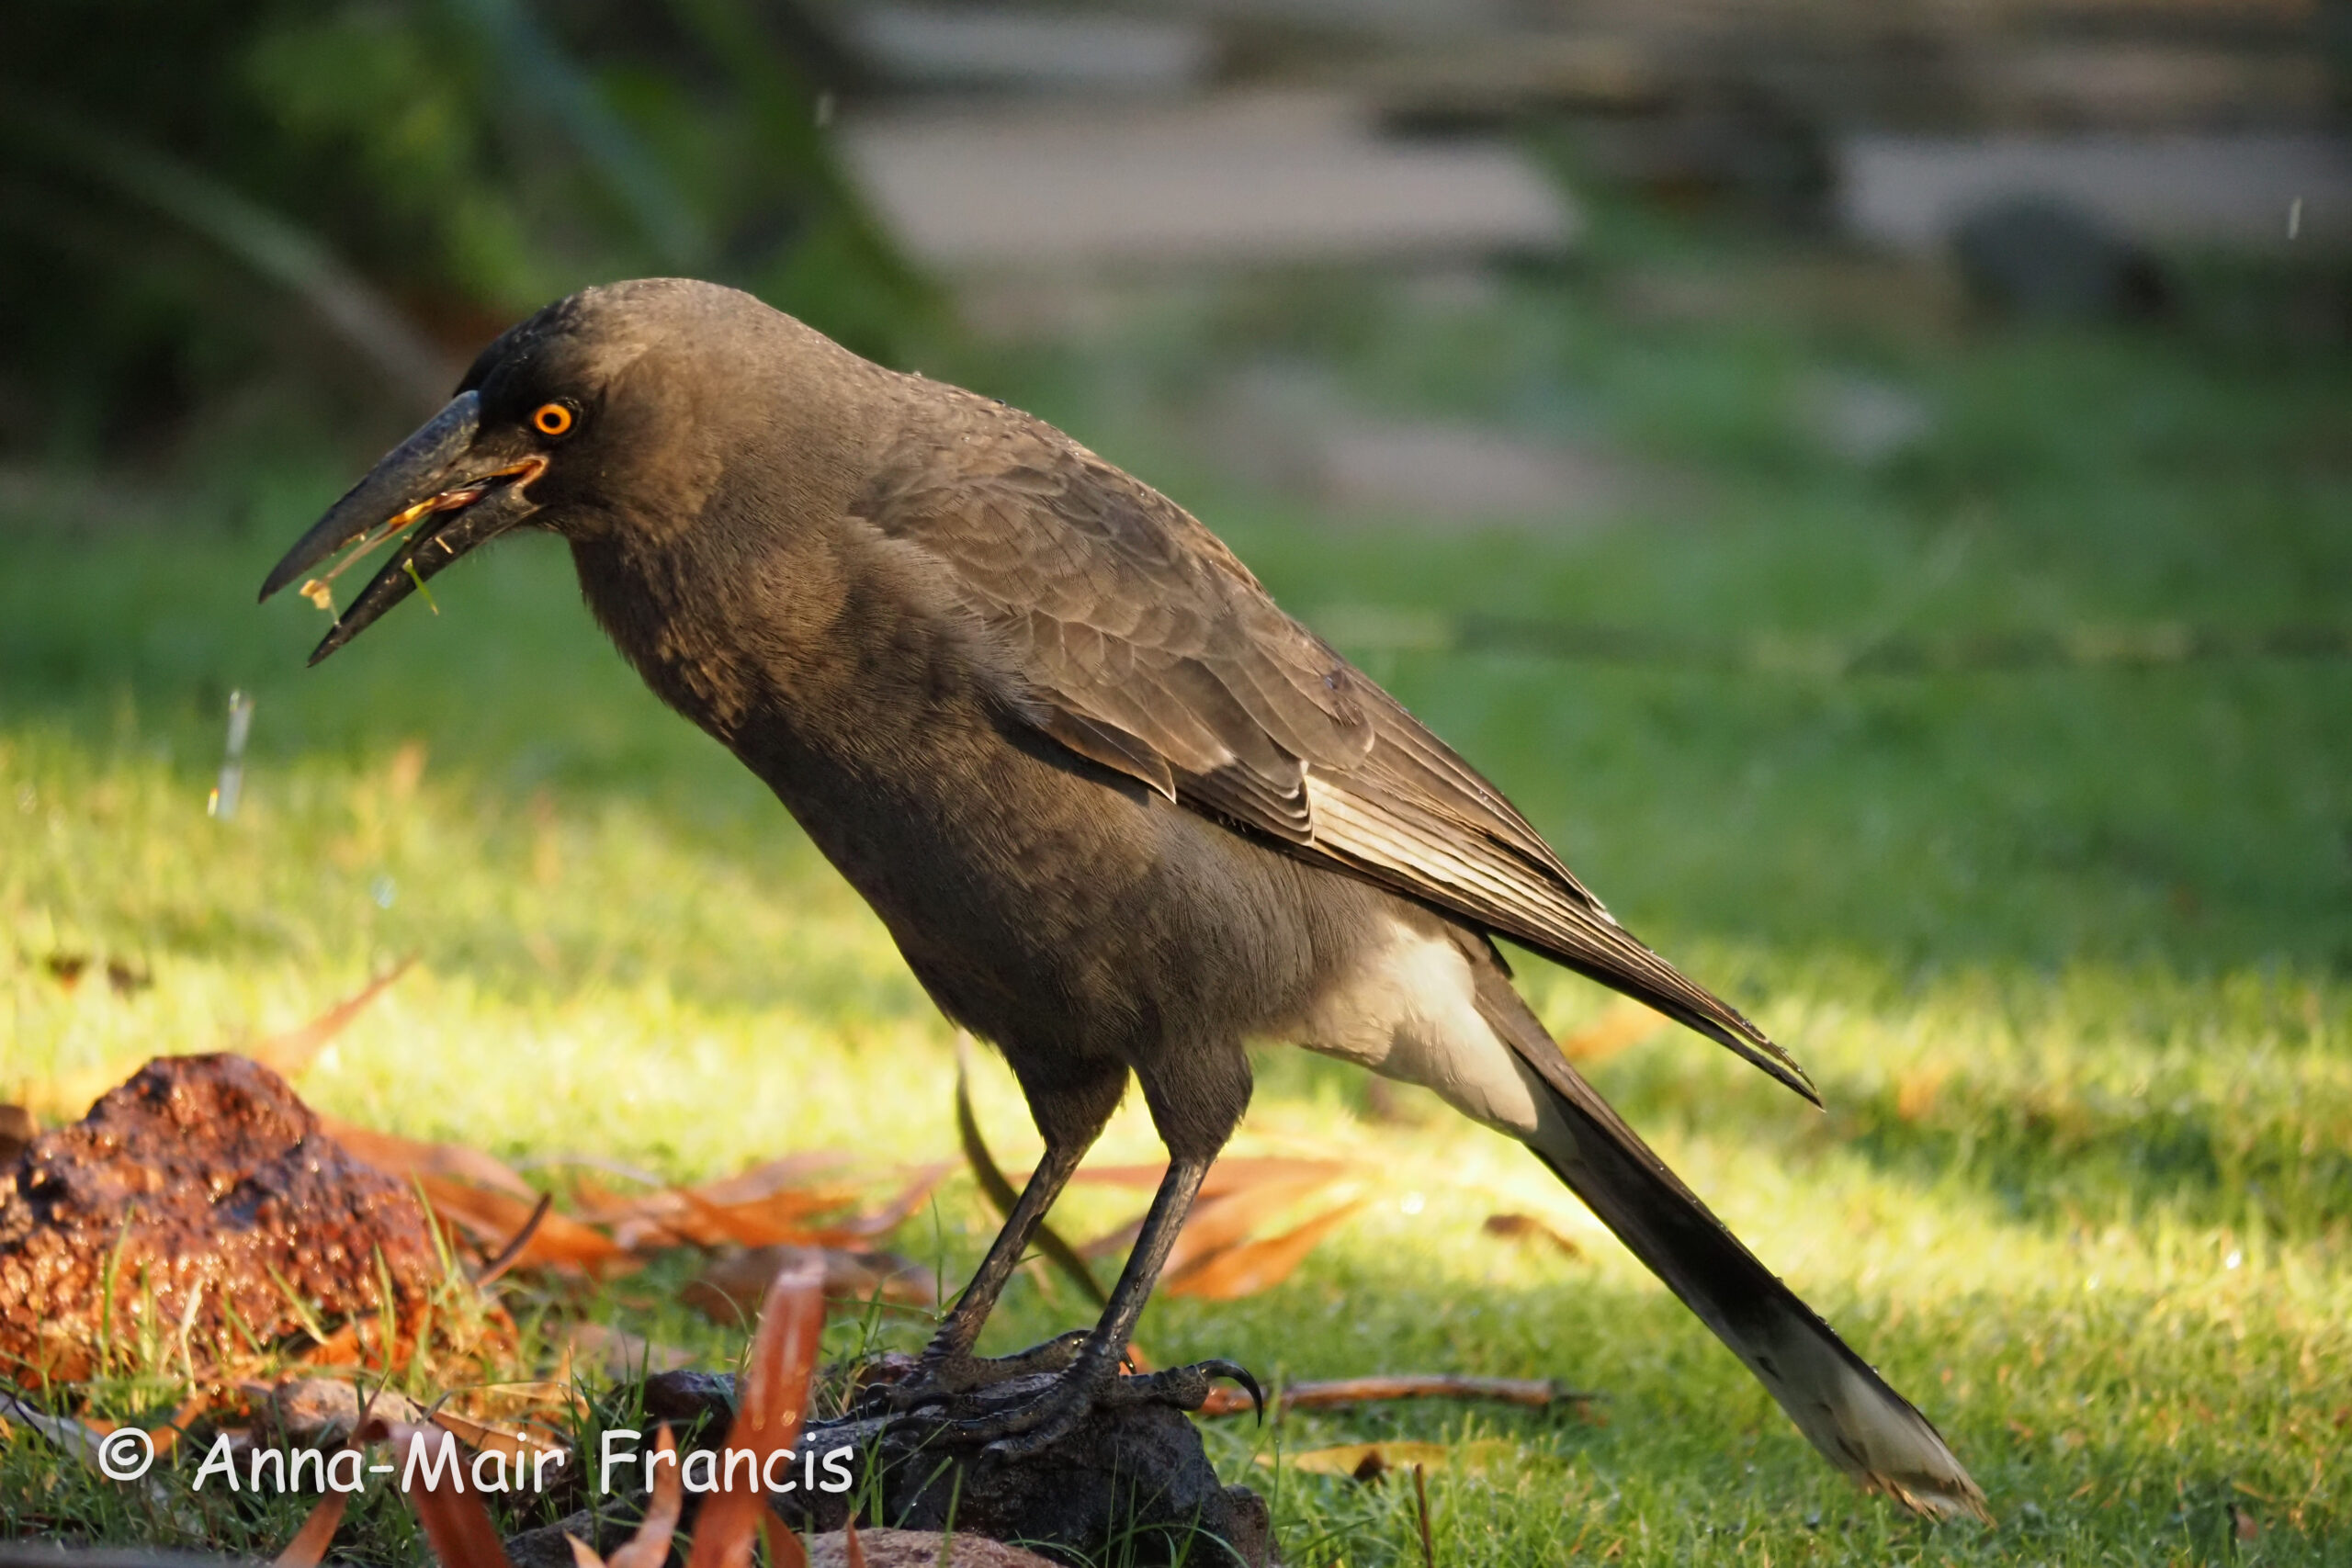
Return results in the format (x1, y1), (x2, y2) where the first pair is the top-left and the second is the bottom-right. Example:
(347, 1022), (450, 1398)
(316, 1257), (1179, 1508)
(5, 216), (2350, 1562)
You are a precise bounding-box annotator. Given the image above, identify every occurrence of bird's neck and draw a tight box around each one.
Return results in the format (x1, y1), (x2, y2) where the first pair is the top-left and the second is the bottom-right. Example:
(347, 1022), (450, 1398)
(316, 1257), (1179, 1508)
(568, 500), (836, 748)
(567, 463), (987, 792)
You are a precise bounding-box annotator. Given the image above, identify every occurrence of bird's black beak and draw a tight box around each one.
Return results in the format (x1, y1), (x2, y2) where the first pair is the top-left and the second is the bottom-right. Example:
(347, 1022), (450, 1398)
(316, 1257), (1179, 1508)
(259, 390), (547, 664)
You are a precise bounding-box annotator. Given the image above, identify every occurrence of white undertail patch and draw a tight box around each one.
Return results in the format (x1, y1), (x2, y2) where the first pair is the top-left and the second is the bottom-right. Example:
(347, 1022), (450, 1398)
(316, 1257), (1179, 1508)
(1289, 915), (1563, 1145)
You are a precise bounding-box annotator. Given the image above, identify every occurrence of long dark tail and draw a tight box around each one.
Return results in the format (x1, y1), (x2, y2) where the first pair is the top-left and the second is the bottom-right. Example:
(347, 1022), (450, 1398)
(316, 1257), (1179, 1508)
(1469, 964), (1991, 1521)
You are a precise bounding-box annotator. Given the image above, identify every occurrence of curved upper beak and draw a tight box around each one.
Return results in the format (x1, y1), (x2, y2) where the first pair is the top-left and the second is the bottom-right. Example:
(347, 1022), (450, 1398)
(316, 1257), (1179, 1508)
(260, 390), (545, 664)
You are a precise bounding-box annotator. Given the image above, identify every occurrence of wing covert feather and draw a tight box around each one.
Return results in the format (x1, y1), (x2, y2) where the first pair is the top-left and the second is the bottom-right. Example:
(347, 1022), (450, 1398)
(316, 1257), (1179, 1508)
(852, 390), (1814, 1100)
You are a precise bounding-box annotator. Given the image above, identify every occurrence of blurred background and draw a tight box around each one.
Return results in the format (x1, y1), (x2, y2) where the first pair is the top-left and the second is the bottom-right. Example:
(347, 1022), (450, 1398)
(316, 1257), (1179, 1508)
(5, 7), (2352, 1558)
(6, 1), (2349, 450)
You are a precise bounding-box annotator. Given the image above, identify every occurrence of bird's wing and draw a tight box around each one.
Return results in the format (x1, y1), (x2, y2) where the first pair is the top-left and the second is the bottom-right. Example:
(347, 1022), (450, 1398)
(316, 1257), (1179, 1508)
(853, 394), (1813, 1100)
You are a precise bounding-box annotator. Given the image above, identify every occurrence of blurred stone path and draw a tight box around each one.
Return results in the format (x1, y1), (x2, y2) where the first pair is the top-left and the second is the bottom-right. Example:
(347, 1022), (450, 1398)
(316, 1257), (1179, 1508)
(836, 90), (1577, 276)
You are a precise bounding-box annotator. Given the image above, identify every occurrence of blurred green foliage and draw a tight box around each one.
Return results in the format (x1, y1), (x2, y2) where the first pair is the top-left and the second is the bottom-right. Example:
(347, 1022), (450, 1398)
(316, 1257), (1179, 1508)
(0, 0), (927, 460)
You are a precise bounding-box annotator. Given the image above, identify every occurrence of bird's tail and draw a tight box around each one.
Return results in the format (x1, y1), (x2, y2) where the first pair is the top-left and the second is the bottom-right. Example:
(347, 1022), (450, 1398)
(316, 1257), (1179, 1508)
(1468, 965), (1991, 1522)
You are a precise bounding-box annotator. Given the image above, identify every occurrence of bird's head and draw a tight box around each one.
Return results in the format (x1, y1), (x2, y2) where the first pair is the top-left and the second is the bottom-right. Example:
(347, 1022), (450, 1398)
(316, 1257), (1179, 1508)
(261, 278), (814, 664)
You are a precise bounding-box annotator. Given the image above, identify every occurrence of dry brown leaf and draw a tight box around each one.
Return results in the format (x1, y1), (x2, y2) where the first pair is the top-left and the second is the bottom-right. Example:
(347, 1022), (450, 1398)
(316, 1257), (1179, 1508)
(692, 1151), (856, 1205)
(764, 1512), (811, 1568)
(412, 1176), (633, 1273)
(11, 968), (416, 1119)
(248, 959), (415, 1079)
(442, 1381), (585, 1427)
(1164, 1199), (1367, 1300)
(354, 1419), (514, 1568)
(572, 1157), (938, 1254)
(685, 1253), (828, 1568)
(1482, 1213), (1584, 1258)
(334, 1125), (943, 1294)
(830, 1163), (953, 1238)
(685, 1246), (935, 1324)
(1557, 1003), (1664, 1066)
(387, 740), (428, 802)
(296, 1324), (363, 1367)
(563, 1175), (642, 1221)
(145, 1393), (210, 1459)
(1271, 1438), (1517, 1481)
(573, 1425), (684, 1568)
(0, 1104), (37, 1163)
(327, 1121), (538, 1201)
(1895, 1064), (1950, 1122)
(1073, 1156), (1365, 1295)
(1197, 1373), (1576, 1418)
(1163, 1174), (1359, 1278)
(673, 1187), (860, 1249)
(272, 1491), (349, 1568)
(430, 1406), (568, 1466)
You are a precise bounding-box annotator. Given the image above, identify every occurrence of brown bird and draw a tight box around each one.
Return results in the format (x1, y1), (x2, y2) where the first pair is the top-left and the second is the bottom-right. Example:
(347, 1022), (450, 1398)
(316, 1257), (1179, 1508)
(262, 278), (1987, 1519)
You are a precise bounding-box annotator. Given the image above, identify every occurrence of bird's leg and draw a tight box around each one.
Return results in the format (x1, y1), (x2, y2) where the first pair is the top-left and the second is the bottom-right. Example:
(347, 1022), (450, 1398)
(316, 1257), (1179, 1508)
(906, 1153), (1258, 1456)
(873, 1138), (1092, 1408)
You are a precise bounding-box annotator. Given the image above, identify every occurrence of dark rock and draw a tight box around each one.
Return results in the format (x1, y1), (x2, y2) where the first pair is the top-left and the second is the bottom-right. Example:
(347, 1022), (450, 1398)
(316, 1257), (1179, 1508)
(0, 1055), (440, 1380)
(503, 1517), (1063, 1568)
(639, 1368), (741, 1433)
(628, 1368), (1273, 1567)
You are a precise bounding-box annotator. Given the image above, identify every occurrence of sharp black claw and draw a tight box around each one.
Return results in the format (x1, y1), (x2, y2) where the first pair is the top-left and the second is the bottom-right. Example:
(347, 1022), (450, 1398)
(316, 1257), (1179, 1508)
(1226, 1362), (1265, 1424)
(1180, 1359), (1261, 1420)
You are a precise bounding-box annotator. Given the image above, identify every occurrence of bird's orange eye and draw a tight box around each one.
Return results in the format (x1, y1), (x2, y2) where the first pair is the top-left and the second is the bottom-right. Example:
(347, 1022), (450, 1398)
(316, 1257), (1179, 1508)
(532, 401), (575, 437)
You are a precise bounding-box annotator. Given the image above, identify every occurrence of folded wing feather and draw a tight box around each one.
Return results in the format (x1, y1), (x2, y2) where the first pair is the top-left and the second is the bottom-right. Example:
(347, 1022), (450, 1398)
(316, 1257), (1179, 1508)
(852, 389), (1815, 1101)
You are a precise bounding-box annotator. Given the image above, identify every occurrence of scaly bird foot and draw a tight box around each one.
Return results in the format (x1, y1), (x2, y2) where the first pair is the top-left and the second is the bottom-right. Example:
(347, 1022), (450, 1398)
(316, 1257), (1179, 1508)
(877, 1355), (1260, 1458)
(983, 1358), (1262, 1459)
(856, 1329), (1091, 1415)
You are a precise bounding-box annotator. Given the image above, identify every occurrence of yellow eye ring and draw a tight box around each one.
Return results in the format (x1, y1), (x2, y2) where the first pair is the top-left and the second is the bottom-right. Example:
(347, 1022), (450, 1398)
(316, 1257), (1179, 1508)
(532, 401), (575, 437)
